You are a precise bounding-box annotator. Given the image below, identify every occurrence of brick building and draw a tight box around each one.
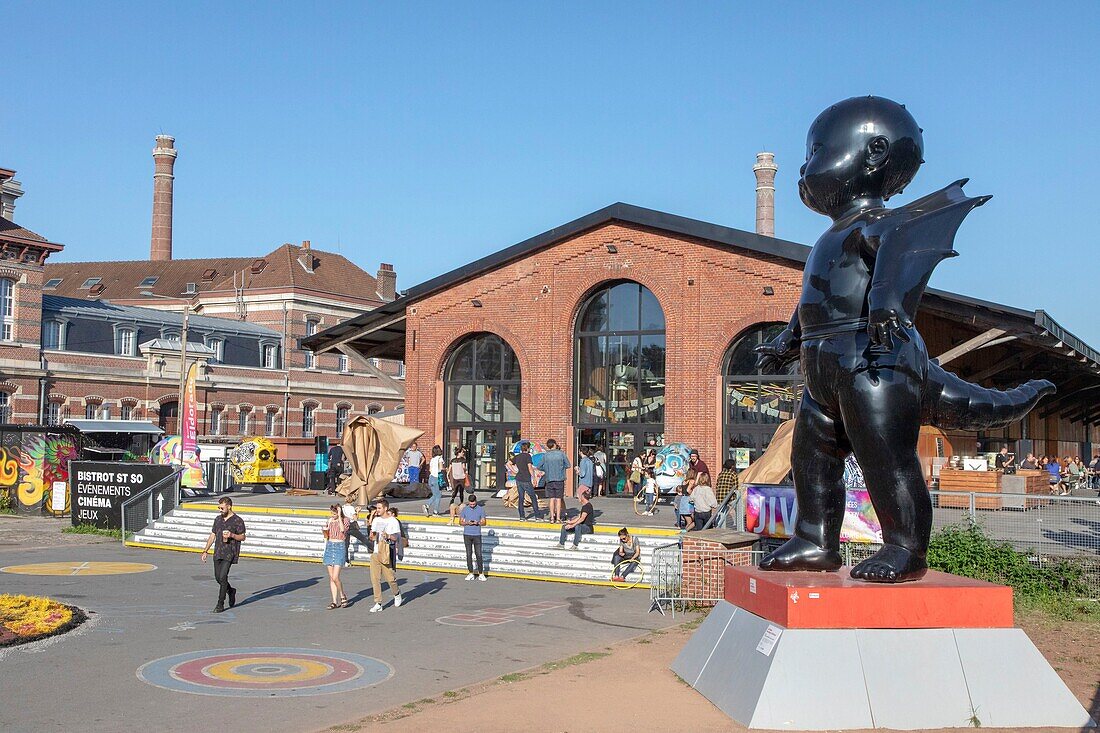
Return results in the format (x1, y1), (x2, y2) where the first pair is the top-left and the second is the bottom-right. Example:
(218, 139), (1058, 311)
(0, 141), (404, 442)
(306, 165), (1100, 494)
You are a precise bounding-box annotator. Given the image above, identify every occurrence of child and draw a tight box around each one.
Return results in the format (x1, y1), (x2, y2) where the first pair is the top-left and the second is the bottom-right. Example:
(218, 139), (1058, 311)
(642, 471), (658, 516)
(675, 485), (694, 530)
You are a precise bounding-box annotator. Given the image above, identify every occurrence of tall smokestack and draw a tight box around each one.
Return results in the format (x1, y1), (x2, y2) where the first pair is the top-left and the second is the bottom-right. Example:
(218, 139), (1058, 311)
(753, 152), (777, 237)
(150, 135), (177, 261)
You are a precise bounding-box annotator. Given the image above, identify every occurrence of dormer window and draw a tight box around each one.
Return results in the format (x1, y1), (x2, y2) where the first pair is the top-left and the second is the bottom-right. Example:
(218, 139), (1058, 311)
(138, 276), (159, 288)
(42, 320), (65, 350)
(204, 337), (224, 363)
(115, 327), (136, 356)
(80, 278), (101, 289)
(44, 278), (63, 290)
(201, 268), (217, 282)
(184, 282), (197, 295)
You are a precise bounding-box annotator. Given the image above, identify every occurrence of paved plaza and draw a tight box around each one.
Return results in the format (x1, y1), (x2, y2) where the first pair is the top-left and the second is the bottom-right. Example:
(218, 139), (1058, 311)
(0, 538), (669, 733)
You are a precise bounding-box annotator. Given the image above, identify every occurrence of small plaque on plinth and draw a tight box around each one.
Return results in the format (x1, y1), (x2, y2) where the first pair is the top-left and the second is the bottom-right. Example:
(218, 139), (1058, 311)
(725, 565), (1013, 629)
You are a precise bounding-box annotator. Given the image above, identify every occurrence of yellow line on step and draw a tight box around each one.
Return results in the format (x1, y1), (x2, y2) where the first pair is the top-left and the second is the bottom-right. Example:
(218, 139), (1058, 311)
(185, 502), (679, 537)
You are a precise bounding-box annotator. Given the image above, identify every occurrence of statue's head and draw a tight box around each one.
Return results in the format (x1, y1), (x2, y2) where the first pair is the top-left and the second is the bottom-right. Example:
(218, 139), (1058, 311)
(799, 96), (924, 218)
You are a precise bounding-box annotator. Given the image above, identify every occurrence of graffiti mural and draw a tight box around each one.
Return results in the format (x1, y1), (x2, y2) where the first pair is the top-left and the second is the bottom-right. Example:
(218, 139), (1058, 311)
(0, 429), (81, 516)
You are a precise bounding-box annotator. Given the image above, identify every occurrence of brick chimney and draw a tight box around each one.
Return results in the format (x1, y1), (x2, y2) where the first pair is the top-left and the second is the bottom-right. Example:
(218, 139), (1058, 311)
(376, 263), (396, 301)
(150, 135), (177, 261)
(753, 152), (777, 237)
(0, 176), (24, 220)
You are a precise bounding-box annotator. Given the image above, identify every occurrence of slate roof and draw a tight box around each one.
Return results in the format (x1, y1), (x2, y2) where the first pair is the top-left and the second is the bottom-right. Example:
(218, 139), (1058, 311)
(42, 294), (280, 338)
(44, 243), (385, 302)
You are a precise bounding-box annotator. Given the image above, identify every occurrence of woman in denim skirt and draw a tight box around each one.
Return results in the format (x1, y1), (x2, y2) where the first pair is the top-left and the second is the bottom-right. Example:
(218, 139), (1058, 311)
(323, 504), (352, 608)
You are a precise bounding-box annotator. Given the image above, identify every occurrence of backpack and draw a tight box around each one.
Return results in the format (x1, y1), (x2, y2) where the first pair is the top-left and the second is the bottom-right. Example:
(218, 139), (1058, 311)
(594, 460), (605, 478)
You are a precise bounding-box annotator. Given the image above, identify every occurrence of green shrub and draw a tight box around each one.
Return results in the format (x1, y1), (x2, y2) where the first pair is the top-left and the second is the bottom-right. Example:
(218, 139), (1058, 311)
(927, 524), (1097, 619)
(0, 489), (13, 515)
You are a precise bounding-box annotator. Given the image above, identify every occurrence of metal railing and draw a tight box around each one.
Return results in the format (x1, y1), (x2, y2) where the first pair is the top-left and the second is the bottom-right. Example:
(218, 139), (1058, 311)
(120, 469), (183, 542)
(280, 459), (313, 489)
(701, 488), (745, 531)
(650, 542), (764, 615)
(650, 489), (1100, 611)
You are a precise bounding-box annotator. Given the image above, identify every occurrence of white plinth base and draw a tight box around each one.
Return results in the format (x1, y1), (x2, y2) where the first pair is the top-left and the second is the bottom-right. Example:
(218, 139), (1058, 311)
(672, 601), (1095, 730)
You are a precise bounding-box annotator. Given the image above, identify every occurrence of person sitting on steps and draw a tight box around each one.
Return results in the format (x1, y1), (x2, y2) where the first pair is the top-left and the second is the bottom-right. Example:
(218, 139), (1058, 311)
(556, 490), (595, 550)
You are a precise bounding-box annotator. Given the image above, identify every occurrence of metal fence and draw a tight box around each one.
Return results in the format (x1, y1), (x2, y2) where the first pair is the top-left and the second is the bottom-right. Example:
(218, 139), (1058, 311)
(280, 459), (313, 489)
(199, 457), (315, 493)
(120, 469), (182, 541)
(650, 543), (765, 615)
(649, 489), (1100, 611)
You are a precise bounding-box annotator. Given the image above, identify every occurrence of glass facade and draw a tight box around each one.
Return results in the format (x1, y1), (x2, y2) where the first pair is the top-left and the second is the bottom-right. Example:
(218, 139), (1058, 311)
(723, 322), (804, 468)
(444, 333), (521, 491)
(574, 281), (666, 493)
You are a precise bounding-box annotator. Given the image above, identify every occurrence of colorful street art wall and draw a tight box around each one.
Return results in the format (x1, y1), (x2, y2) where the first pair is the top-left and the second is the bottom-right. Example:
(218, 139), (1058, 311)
(0, 428), (82, 516)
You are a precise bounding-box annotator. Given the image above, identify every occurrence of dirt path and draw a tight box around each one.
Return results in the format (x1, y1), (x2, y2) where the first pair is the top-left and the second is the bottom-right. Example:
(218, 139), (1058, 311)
(330, 611), (1099, 733)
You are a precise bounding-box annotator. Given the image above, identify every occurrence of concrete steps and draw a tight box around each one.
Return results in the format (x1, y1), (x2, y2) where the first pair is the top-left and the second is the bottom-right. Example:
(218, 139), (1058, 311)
(127, 504), (681, 587)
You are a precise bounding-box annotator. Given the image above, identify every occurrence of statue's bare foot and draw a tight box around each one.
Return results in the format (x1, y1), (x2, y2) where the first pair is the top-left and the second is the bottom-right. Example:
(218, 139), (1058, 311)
(760, 536), (841, 572)
(850, 544), (927, 583)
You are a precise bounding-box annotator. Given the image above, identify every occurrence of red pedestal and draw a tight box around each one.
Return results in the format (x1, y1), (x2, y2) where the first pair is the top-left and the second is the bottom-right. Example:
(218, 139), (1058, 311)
(724, 566), (1013, 629)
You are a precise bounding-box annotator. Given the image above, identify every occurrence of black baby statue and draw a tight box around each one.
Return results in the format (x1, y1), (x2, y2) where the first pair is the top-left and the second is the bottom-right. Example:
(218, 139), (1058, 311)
(755, 96), (1055, 583)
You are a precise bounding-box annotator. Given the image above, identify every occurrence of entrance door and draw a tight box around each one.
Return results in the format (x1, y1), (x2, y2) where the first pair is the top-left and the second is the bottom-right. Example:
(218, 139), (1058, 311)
(575, 427), (665, 496)
(446, 426), (520, 492)
(159, 401), (179, 436)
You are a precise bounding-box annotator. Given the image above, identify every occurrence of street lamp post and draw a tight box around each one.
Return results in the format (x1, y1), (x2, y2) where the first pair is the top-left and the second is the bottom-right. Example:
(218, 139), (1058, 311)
(141, 291), (195, 434)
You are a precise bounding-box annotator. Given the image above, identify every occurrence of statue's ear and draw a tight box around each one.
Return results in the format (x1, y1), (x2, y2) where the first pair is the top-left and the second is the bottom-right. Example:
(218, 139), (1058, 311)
(866, 135), (890, 169)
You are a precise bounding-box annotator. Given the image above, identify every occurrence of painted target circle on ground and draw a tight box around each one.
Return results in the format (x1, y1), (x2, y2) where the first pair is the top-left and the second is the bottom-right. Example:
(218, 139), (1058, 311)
(1, 561), (157, 576)
(137, 648), (392, 697)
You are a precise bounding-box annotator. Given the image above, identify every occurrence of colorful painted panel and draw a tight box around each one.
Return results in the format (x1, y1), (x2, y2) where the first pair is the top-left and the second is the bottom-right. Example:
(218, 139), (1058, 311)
(0, 430), (81, 516)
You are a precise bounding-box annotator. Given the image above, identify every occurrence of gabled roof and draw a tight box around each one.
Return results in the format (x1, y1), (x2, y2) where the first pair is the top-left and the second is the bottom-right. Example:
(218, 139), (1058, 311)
(43, 294), (280, 338)
(44, 243), (385, 303)
(304, 201), (1100, 372)
(0, 215), (63, 250)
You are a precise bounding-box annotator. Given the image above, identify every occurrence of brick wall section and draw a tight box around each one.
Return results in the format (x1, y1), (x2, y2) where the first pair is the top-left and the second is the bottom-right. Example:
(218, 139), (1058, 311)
(403, 222), (801, 487)
(680, 534), (755, 608)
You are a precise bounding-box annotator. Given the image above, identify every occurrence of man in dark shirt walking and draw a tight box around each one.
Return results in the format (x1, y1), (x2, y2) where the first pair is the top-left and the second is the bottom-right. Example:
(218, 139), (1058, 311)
(326, 441), (345, 495)
(201, 497), (247, 612)
(507, 442), (540, 521)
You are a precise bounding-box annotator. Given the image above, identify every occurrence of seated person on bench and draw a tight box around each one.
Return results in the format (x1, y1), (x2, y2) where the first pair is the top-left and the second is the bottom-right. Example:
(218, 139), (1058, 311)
(612, 527), (641, 582)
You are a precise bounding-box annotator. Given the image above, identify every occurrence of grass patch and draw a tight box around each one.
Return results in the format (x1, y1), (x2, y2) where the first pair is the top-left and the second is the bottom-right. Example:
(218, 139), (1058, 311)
(442, 690), (459, 698)
(0, 489), (14, 515)
(680, 613), (706, 630)
(402, 703), (417, 710)
(62, 524), (124, 540)
(499, 672), (528, 683)
(637, 638), (651, 644)
(417, 698), (435, 705)
(928, 524), (1099, 621)
(540, 651), (609, 672)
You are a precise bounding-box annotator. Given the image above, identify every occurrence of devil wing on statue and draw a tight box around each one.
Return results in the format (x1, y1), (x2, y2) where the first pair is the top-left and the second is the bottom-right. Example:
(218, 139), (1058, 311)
(866, 178), (1055, 430)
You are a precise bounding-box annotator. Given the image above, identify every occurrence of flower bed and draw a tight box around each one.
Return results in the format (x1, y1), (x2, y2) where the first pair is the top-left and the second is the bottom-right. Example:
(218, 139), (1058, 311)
(0, 594), (86, 647)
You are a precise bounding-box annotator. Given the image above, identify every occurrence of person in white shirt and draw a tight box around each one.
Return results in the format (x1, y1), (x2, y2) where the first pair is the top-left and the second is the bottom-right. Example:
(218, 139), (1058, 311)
(424, 445), (445, 516)
(690, 473), (719, 530)
(368, 498), (403, 613)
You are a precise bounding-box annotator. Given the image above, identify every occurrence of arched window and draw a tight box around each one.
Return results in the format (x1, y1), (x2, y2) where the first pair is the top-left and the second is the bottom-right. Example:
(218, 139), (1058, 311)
(723, 323), (803, 468)
(573, 281), (665, 484)
(444, 333), (521, 491)
(335, 405), (350, 436)
(0, 392), (10, 423)
(0, 278), (13, 341)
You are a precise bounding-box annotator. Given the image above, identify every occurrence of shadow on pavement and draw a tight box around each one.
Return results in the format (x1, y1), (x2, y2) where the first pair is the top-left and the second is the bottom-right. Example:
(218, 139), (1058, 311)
(237, 577), (321, 607)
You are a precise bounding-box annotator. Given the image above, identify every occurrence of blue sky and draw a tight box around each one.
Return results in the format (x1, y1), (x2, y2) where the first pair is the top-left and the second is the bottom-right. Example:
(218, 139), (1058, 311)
(4, 2), (1098, 344)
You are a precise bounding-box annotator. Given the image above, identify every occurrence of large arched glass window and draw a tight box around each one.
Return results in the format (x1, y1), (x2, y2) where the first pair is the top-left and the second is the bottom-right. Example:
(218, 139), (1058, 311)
(723, 323), (803, 469)
(444, 333), (521, 491)
(574, 281), (666, 491)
